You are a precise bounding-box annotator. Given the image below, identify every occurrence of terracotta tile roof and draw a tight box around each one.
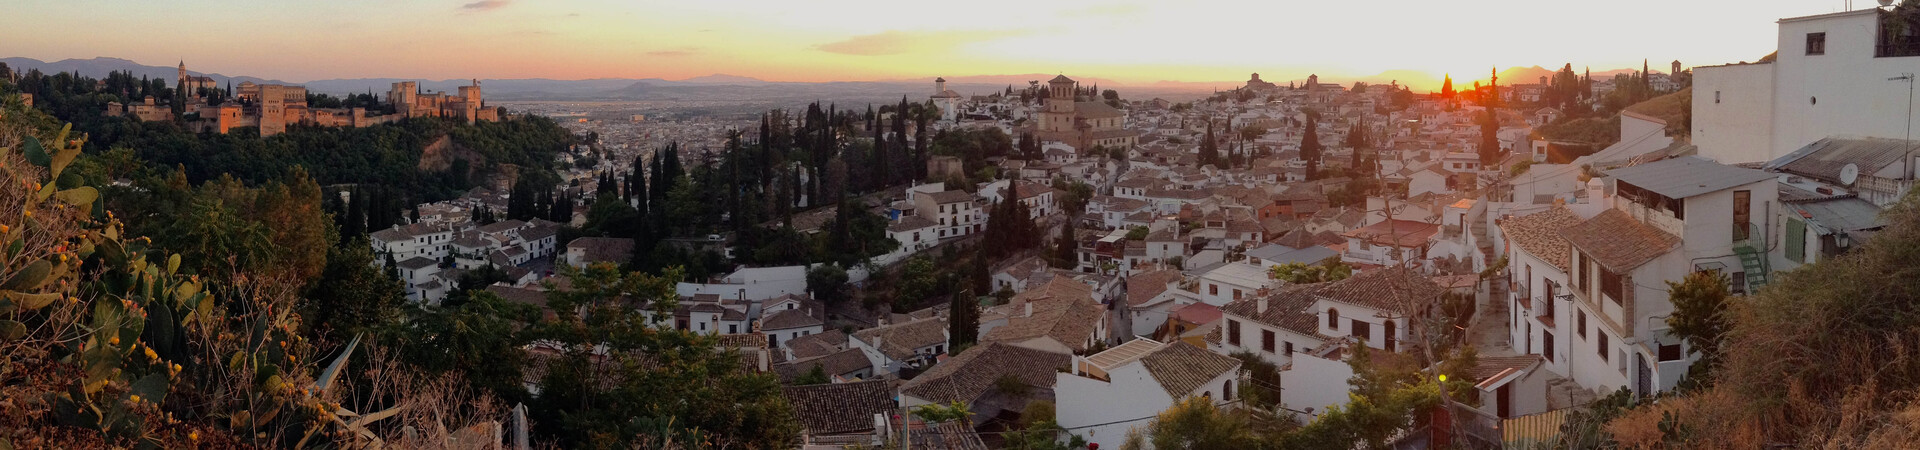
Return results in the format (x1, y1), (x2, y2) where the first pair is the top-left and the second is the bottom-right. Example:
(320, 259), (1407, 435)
(853, 318), (949, 360)
(1343, 220), (1441, 248)
(566, 237), (635, 265)
(716, 333), (770, 349)
(776, 347), (874, 381)
(1498, 207), (1585, 271)
(1126, 269), (1182, 306)
(783, 380), (896, 435)
(1140, 342), (1241, 398)
(1560, 209), (1680, 272)
(783, 329), (847, 361)
(924, 190), (972, 204)
(1220, 283), (1324, 336)
(762, 308), (824, 331)
(1171, 302), (1222, 325)
(890, 215), (939, 232)
(1313, 266), (1445, 316)
(982, 296), (1103, 352)
(900, 342), (1071, 403)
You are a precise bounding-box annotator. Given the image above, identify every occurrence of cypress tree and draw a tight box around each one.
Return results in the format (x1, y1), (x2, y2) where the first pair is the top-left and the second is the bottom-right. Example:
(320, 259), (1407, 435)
(1201, 121), (1220, 168)
(872, 110), (889, 190)
(1302, 117), (1322, 181)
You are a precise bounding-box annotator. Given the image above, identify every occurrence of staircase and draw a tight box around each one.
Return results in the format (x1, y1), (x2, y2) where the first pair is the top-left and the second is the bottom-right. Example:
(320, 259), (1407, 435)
(1735, 244), (1769, 292)
(1734, 222), (1770, 292)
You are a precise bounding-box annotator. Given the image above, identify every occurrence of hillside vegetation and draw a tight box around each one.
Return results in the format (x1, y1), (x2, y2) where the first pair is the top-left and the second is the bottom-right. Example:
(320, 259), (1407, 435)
(1603, 191), (1920, 448)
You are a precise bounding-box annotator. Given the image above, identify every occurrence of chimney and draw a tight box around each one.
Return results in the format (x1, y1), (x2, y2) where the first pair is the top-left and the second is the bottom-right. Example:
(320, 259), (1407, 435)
(1257, 296), (1268, 314)
(1025, 302), (1034, 317)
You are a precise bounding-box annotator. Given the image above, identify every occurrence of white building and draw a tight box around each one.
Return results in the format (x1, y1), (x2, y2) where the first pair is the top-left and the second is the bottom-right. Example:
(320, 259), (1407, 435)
(371, 223), (453, 262)
(850, 318), (949, 376)
(759, 307), (825, 350)
(911, 189), (980, 239)
(1693, 7), (1920, 170)
(1215, 284), (1327, 368)
(1054, 340), (1241, 450)
(1193, 262), (1276, 306)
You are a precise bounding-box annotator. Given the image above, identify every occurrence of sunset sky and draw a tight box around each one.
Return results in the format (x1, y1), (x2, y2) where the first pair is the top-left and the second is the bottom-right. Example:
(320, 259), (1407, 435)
(3, 0), (1853, 90)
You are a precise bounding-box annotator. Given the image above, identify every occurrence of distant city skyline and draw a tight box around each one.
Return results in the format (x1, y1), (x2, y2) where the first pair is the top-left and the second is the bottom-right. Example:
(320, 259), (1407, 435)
(6, 0), (1851, 91)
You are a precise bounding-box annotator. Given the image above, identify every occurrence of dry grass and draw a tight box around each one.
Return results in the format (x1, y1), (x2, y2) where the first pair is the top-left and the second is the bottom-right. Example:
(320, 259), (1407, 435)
(1607, 193), (1920, 446)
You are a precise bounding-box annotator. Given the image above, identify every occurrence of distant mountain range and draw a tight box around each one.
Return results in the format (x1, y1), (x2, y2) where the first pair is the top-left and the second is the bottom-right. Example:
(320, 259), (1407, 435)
(0, 56), (1650, 103)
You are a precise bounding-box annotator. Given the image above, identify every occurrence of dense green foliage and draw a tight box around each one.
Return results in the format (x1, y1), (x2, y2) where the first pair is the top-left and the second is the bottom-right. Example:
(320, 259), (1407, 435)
(10, 68), (573, 204)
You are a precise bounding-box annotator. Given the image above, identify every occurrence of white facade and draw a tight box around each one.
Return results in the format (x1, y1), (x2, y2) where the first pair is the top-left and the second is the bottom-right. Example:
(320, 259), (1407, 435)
(1279, 351), (1357, 422)
(1694, 8), (1920, 169)
(1215, 314), (1325, 369)
(1054, 345), (1237, 450)
(1196, 263), (1274, 306)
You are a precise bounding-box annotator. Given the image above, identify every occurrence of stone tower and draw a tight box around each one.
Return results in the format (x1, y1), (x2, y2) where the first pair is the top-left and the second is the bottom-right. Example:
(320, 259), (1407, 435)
(1671, 60), (1682, 75)
(1042, 75), (1079, 135)
(177, 61), (187, 88)
(389, 81), (420, 117)
(456, 79), (483, 124)
(935, 77), (947, 94)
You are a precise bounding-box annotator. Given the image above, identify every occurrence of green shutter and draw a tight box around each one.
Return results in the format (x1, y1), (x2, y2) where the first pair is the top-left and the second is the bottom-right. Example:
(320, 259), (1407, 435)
(1786, 218), (1806, 263)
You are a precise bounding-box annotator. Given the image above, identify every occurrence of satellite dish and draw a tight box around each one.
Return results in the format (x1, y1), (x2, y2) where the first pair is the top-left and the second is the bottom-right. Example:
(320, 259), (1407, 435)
(1839, 163), (1860, 186)
(1883, 0), (1897, 7)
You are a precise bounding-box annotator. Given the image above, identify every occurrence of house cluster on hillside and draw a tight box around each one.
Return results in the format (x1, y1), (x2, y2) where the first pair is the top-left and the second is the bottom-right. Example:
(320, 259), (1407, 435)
(761, 10), (1920, 444)
(362, 8), (1915, 445)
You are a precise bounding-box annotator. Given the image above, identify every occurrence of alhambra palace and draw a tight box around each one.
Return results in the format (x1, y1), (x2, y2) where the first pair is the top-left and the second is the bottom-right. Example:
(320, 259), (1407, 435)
(106, 62), (500, 137)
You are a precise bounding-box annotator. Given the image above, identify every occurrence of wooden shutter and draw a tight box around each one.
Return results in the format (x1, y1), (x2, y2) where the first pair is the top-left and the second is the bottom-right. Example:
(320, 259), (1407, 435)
(1786, 218), (1806, 263)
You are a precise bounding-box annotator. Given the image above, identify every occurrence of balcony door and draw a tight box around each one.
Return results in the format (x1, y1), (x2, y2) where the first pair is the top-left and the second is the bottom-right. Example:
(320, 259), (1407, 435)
(1732, 190), (1751, 242)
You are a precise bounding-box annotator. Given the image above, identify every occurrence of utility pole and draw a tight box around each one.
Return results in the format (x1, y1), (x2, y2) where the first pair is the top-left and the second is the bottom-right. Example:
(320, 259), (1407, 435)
(1895, 73), (1917, 179)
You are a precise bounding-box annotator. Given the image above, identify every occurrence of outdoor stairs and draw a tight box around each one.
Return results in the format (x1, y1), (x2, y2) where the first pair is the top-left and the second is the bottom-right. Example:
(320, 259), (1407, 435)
(1735, 244), (1769, 292)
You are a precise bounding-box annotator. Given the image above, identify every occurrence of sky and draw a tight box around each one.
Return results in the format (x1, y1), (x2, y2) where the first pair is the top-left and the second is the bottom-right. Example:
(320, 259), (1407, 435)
(1, 0), (1857, 91)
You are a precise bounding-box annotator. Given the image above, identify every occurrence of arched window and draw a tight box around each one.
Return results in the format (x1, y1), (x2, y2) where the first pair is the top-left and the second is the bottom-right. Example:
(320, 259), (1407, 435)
(1223, 380), (1235, 401)
(1328, 308), (1341, 329)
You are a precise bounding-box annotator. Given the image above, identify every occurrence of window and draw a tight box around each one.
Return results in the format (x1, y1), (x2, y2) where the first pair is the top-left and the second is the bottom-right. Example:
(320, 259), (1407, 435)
(1262, 330), (1276, 353)
(1733, 190), (1752, 242)
(1618, 350), (1630, 375)
(1210, 284), (1219, 296)
(1598, 333), (1610, 361)
(1327, 308), (1340, 329)
(1285, 341), (1295, 355)
(1228, 320), (1241, 346)
(1573, 252), (1586, 292)
(1659, 341), (1684, 362)
(1223, 380), (1234, 401)
(1786, 218), (1806, 263)
(1351, 320), (1371, 342)
(1600, 269), (1624, 304)
(728, 324), (738, 334)
(1807, 32), (1826, 55)
(1232, 289), (1243, 300)
(1543, 330), (1555, 362)
(1714, 91), (1721, 104)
